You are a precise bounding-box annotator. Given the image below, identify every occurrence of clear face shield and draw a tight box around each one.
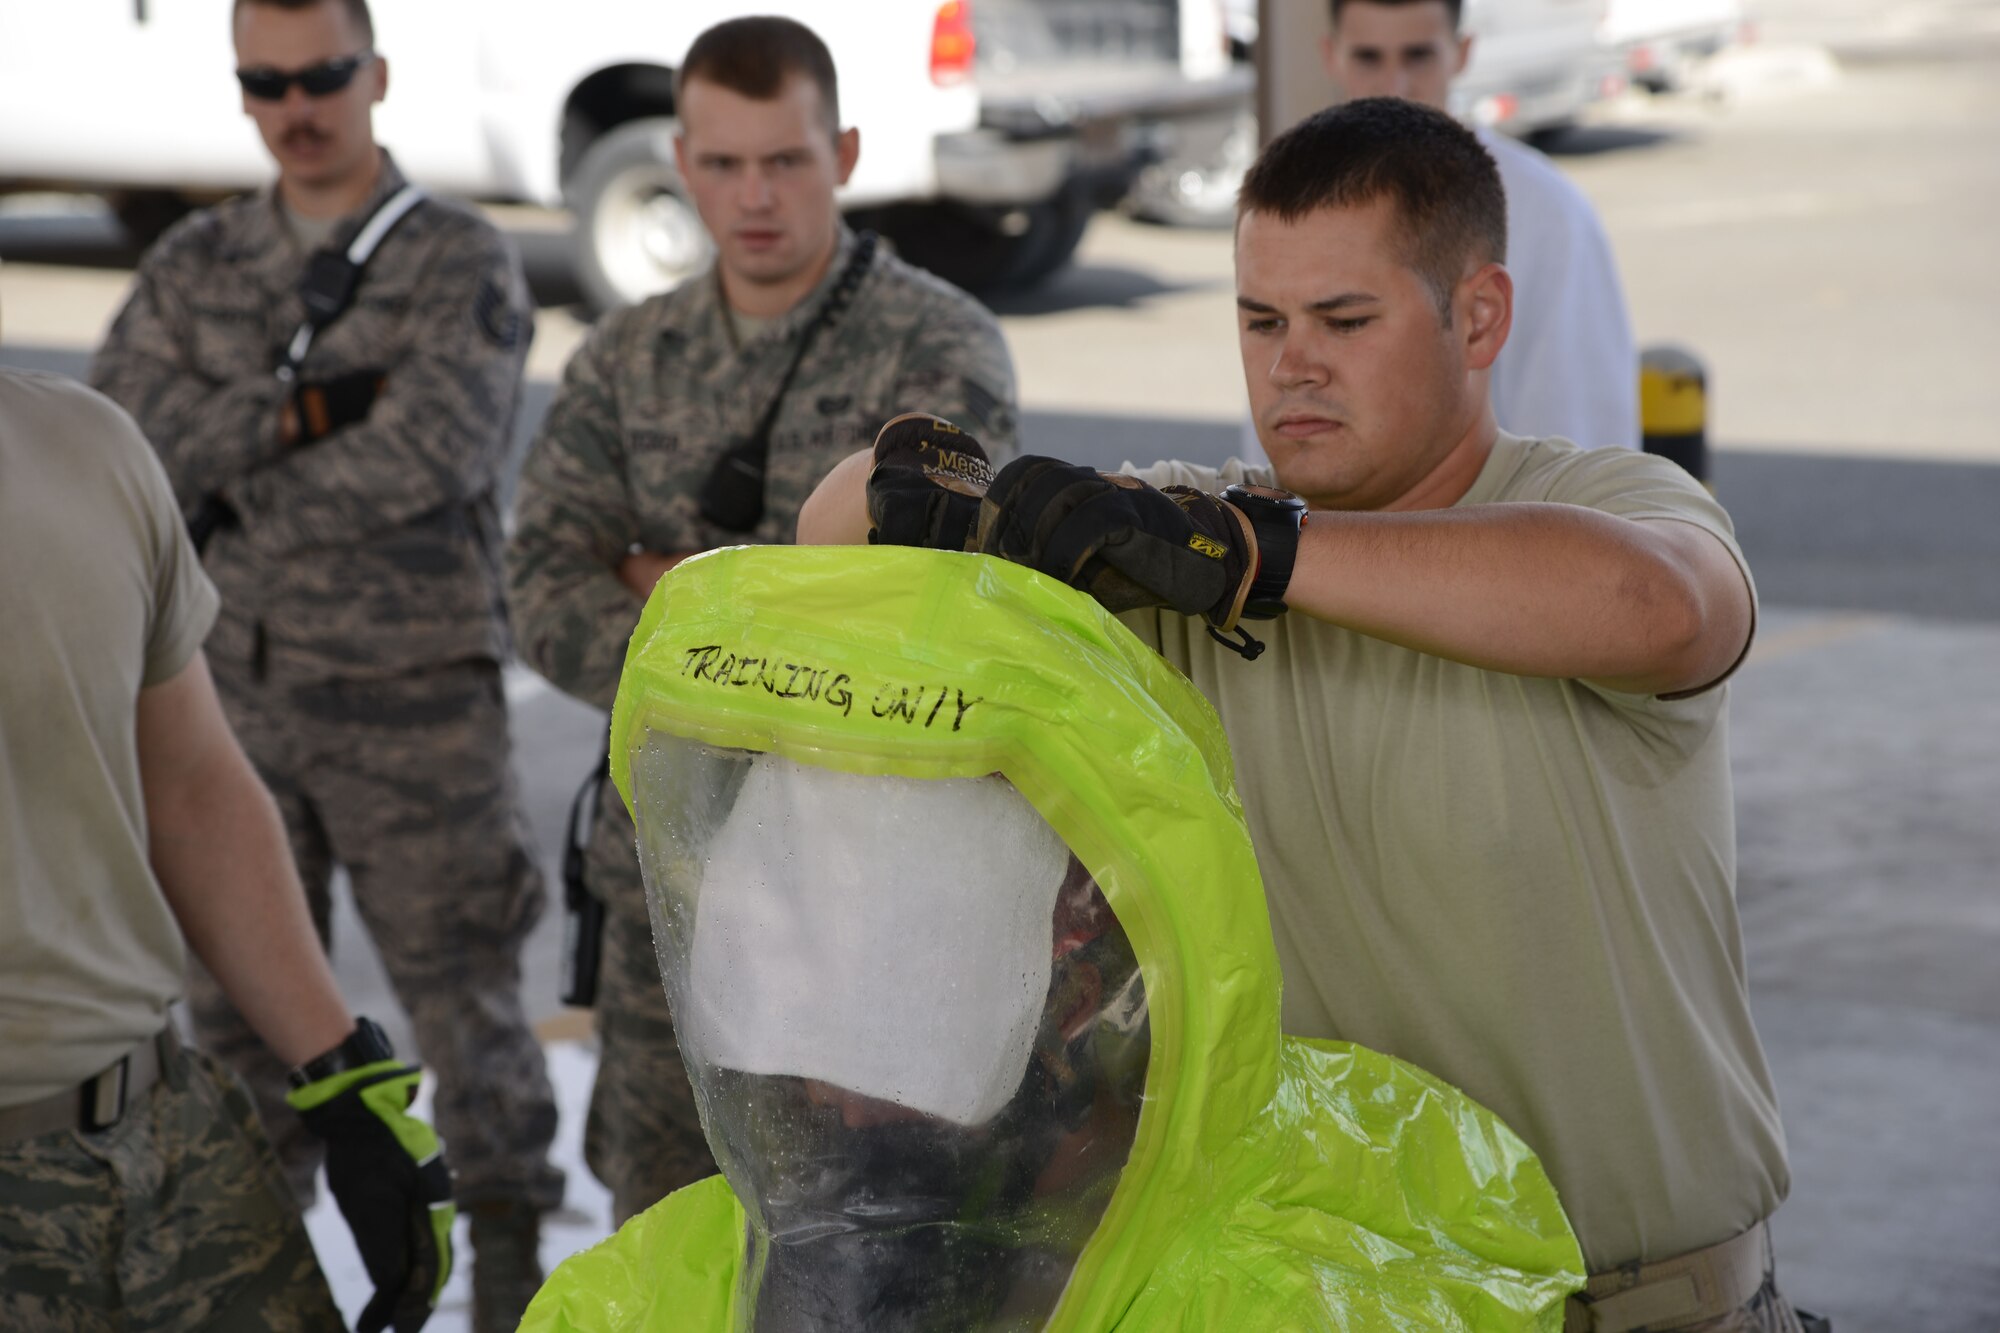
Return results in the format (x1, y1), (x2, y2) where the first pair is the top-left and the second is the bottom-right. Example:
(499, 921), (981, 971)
(629, 738), (1152, 1332)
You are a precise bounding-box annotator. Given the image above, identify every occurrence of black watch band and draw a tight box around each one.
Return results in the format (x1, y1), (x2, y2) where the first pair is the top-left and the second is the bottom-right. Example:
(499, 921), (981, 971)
(288, 1016), (395, 1089)
(1222, 483), (1308, 619)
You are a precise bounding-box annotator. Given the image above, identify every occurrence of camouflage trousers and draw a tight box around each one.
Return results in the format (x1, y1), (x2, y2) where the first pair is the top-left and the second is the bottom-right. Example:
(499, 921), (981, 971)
(1690, 1281), (1810, 1333)
(191, 653), (563, 1212)
(0, 1042), (343, 1332)
(583, 794), (718, 1225)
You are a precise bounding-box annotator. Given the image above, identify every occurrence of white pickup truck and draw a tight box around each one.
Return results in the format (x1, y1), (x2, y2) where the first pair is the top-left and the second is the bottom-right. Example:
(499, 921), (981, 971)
(1600, 0), (1743, 92)
(0, 0), (1247, 308)
(1457, 0), (1615, 140)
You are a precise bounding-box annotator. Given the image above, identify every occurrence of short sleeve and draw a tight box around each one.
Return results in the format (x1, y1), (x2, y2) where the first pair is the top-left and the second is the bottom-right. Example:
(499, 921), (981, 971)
(1538, 446), (1755, 612)
(128, 417), (219, 686)
(1534, 447), (1757, 702)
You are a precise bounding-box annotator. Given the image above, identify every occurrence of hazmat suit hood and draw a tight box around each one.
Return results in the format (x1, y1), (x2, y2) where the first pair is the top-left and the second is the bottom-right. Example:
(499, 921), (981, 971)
(524, 545), (1584, 1332)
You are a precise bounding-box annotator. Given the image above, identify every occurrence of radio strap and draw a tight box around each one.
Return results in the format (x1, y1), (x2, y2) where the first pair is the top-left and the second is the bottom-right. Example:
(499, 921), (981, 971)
(697, 230), (879, 533)
(276, 182), (426, 382)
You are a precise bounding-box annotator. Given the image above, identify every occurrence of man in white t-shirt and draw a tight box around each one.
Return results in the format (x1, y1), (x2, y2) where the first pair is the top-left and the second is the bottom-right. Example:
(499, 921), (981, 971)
(803, 96), (1804, 1332)
(1242, 0), (1636, 460)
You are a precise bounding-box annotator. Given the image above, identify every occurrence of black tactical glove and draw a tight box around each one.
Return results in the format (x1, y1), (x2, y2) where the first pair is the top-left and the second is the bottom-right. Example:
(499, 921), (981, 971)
(973, 456), (1260, 632)
(865, 412), (996, 551)
(287, 1057), (454, 1333)
(292, 368), (387, 443)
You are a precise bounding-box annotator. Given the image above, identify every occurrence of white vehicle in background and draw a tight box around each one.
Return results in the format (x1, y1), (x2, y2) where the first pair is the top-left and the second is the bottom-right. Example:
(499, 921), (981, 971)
(1455, 0), (1616, 139)
(0, 0), (1247, 309)
(1126, 0), (1613, 229)
(1599, 0), (1743, 92)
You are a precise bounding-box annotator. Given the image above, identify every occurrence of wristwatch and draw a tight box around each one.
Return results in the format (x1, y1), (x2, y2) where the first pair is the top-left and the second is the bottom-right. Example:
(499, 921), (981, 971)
(1221, 483), (1309, 619)
(288, 1016), (395, 1089)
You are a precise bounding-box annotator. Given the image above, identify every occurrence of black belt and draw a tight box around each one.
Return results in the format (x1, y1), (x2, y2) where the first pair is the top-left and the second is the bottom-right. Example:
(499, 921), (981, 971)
(0, 1025), (180, 1144)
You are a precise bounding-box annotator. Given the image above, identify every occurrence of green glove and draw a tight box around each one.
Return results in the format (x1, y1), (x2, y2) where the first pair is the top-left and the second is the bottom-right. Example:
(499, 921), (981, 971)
(287, 1060), (455, 1333)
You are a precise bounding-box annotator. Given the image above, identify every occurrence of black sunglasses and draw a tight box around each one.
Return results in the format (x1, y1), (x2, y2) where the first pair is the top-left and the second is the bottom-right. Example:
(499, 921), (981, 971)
(235, 51), (373, 101)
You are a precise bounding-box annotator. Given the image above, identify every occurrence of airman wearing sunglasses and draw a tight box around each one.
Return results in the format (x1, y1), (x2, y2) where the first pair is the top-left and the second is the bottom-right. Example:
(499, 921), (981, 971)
(90, 2), (562, 1328)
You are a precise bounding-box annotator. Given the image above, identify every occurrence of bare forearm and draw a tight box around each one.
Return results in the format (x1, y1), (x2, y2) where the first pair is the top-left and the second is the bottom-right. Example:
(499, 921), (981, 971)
(617, 549), (702, 599)
(150, 754), (352, 1066)
(1285, 502), (1750, 694)
(796, 448), (873, 544)
(140, 656), (353, 1065)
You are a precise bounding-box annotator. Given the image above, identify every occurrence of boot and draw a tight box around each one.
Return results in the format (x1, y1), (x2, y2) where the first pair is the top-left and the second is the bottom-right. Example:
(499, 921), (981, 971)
(469, 1199), (546, 1333)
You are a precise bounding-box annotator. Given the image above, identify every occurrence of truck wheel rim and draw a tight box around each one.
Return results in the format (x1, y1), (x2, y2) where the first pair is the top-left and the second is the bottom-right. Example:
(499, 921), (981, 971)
(593, 165), (711, 303)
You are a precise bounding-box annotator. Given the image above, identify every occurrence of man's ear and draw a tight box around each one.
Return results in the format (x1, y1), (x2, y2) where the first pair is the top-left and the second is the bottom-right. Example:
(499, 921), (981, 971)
(1319, 31), (1339, 80)
(672, 131), (690, 180)
(1460, 261), (1512, 371)
(1453, 33), (1473, 80)
(835, 126), (861, 186)
(372, 55), (389, 105)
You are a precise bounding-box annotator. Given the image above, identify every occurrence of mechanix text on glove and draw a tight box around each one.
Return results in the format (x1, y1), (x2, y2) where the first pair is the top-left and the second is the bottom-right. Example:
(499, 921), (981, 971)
(865, 412), (995, 552)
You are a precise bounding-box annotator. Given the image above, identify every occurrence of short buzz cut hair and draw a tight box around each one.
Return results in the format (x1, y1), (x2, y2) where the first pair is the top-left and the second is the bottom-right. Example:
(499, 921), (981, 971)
(1237, 97), (1506, 324)
(676, 16), (842, 133)
(1329, 0), (1465, 31)
(232, 0), (375, 46)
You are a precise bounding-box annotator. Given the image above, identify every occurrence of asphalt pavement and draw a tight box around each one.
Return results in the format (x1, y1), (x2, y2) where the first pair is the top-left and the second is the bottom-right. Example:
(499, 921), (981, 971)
(1, 17), (1995, 1330)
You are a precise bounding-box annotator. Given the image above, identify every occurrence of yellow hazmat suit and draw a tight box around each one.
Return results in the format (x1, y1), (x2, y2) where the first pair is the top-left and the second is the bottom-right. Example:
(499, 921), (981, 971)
(524, 545), (1583, 1331)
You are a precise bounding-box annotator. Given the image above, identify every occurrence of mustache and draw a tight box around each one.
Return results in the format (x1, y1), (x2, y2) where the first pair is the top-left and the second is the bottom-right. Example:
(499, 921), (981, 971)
(279, 124), (329, 148)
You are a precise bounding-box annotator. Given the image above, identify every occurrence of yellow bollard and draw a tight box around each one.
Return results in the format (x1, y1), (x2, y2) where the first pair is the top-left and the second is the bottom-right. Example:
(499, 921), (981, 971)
(1640, 344), (1710, 488)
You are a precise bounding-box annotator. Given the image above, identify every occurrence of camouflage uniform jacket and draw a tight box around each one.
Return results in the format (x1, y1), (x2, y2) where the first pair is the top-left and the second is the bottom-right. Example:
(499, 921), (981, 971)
(90, 153), (533, 684)
(508, 225), (1018, 713)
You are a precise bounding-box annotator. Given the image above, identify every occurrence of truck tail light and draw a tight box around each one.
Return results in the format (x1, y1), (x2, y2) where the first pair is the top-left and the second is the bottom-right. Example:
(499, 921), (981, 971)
(1473, 92), (1519, 127)
(931, 1), (976, 85)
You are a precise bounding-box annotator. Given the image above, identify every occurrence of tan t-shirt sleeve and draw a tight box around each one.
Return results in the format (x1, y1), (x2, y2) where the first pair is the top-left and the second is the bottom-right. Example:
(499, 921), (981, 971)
(123, 410), (219, 687)
(1535, 447), (1751, 581)
(1530, 447), (1758, 700)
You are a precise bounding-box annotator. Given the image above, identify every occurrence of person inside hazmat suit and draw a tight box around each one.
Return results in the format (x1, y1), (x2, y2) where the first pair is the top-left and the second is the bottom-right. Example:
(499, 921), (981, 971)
(522, 541), (1587, 1332)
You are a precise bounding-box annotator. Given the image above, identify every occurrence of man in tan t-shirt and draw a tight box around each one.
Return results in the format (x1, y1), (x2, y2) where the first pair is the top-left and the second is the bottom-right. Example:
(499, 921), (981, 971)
(802, 98), (1804, 1332)
(0, 368), (450, 1329)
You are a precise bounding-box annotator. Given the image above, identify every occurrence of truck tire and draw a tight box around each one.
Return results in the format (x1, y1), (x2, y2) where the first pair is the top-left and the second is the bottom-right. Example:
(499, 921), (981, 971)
(568, 118), (711, 313)
(1000, 185), (1092, 289)
(109, 190), (193, 253)
(858, 193), (1090, 297)
(1125, 108), (1254, 231)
